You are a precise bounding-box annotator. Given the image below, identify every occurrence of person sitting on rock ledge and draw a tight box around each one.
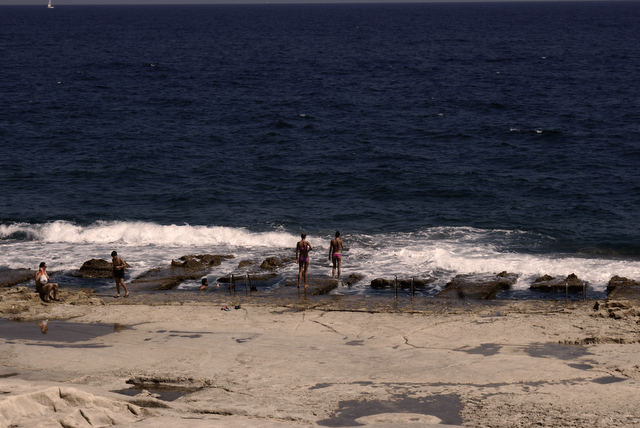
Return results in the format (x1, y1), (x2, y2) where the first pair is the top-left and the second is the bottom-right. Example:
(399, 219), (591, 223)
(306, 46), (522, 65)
(35, 262), (60, 303)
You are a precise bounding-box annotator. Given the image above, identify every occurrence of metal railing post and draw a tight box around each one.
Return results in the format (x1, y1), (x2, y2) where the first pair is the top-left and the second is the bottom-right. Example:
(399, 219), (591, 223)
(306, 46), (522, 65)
(394, 276), (398, 300)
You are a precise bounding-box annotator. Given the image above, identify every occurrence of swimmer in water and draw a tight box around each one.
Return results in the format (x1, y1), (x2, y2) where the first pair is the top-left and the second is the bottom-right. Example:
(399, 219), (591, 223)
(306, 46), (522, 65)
(296, 233), (313, 289)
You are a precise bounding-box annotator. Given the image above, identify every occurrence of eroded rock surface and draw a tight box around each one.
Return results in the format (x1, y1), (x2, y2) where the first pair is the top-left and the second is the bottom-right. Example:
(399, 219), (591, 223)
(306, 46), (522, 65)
(436, 271), (518, 300)
(531, 273), (585, 292)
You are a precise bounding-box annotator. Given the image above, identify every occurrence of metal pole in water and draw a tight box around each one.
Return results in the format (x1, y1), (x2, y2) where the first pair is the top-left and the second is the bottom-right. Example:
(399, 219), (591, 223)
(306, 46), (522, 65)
(565, 281), (568, 302)
(583, 282), (586, 301)
(411, 277), (414, 301)
(232, 274), (236, 297)
(394, 276), (398, 300)
(245, 273), (248, 297)
(248, 275), (253, 296)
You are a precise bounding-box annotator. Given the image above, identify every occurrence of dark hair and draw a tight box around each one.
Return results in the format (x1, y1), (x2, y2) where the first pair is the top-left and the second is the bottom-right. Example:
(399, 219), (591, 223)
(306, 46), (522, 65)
(111, 251), (117, 257)
(201, 278), (208, 285)
(335, 231), (340, 238)
(39, 262), (46, 268)
(301, 233), (306, 239)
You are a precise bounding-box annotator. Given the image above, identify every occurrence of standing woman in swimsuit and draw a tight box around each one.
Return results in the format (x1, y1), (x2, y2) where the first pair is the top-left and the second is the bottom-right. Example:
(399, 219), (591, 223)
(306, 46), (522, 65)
(329, 231), (344, 279)
(296, 233), (313, 289)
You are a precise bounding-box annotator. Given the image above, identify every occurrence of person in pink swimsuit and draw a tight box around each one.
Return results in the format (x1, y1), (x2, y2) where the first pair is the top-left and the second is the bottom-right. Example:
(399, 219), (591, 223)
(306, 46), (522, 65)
(296, 233), (313, 289)
(328, 231), (344, 279)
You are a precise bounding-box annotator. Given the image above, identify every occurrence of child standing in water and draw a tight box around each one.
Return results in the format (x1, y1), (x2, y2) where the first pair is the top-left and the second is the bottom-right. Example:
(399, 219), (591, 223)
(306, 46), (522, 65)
(329, 231), (344, 279)
(296, 233), (313, 289)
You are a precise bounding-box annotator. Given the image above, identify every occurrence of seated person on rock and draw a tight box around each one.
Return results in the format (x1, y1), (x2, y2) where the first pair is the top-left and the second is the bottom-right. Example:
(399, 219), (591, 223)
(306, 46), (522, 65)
(35, 262), (60, 302)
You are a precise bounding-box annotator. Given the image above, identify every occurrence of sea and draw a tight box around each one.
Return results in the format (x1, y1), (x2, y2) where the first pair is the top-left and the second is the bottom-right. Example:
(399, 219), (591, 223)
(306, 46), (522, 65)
(1, 1), (640, 300)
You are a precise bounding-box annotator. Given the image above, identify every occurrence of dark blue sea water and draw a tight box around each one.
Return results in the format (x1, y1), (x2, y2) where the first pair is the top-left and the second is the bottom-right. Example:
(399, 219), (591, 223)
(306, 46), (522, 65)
(1, 2), (640, 297)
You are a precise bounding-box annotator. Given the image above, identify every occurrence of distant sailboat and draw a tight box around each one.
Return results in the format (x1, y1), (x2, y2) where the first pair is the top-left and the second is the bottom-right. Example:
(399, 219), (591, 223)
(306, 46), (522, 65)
(47, 0), (53, 8)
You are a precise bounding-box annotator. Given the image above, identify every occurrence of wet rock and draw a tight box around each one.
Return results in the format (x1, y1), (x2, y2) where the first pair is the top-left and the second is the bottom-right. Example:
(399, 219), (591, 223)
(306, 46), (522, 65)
(370, 277), (435, 290)
(530, 273), (585, 292)
(238, 261), (254, 268)
(607, 275), (640, 294)
(133, 255), (234, 291)
(0, 269), (34, 288)
(260, 257), (282, 270)
(276, 277), (339, 296)
(217, 273), (277, 283)
(171, 254), (233, 269)
(72, 259), (114, 278)
(436, 272), (518, 300)
(344, 273), (365, 287)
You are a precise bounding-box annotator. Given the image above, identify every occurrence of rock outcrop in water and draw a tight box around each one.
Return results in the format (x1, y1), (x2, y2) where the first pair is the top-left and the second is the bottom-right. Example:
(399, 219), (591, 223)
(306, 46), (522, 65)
(606, 275), (640, 294)
(72, 259), (118, 278)
(530, 273), (585, 292)
(370, 277), (435, 290)
(0, 269), (34, 288)
(606, 275), (640, 300)
(132, 254), (234, 291)
(436, 271), (518, 300)
(344, 273), (365, 287)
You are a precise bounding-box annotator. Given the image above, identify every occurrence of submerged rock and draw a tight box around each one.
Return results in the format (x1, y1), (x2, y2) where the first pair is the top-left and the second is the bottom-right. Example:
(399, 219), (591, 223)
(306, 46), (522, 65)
(217, 273), (277, 283)
(370, 277), (435, 290)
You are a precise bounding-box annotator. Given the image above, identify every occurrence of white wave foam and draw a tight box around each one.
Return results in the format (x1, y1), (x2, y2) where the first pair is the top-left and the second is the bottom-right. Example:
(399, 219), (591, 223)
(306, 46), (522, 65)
(0, 221), (297, 248)
(2, 221), (639, 294)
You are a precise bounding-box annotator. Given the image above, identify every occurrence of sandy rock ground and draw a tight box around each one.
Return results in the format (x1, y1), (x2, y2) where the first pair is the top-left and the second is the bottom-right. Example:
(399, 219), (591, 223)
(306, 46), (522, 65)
(1, 286), (640, 427)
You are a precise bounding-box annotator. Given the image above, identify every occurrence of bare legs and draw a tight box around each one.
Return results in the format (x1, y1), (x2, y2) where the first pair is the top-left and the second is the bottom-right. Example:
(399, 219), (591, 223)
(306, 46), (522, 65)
(331, 257), (341, 279)
(297, 260), (309, 289)
(115, 278), (129, 298)
(41, 283), (59, 302)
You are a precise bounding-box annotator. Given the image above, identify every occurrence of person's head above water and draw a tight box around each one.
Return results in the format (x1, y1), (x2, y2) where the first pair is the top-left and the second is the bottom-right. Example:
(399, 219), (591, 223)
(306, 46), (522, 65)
(335, 231), (340, 238)
(201, 278), (208, 285)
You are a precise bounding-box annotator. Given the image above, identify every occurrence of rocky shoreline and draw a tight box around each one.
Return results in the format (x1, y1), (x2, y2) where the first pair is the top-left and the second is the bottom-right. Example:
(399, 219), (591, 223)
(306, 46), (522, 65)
(3, 255), (639, 302)
(2, 282), (640, 427)
(3, 256), (640, 427)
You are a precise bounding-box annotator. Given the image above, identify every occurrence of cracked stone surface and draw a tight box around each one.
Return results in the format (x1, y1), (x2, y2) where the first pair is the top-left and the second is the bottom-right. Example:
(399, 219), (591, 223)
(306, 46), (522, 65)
(1, 297), (640, 427)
